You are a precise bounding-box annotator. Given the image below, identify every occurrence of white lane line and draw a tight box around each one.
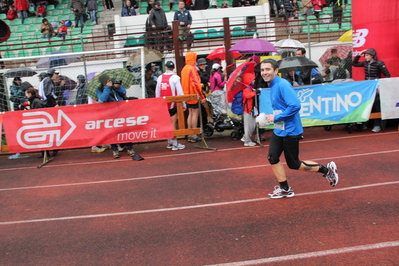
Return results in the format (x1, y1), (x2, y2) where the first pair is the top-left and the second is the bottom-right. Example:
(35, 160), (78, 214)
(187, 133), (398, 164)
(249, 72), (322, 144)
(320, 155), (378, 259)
(1, 180), (399, 226)
(1, 149), (399, 192)
(205, 241), (399, 266)
(1, 131), (398, 171)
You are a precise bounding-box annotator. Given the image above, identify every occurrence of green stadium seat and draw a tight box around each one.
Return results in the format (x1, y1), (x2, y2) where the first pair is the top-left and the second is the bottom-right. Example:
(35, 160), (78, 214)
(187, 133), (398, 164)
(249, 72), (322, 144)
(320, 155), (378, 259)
(0, 14), (6, 19)
(301, 25), (316, 33)
(231, 26), (244, 37)
(193, 30), (207, 40)
(71, 28), (82, 35)
(15, 25), (27, 33)
(20, 34), (31, 41)
(207, 29), (219, 39)
(18, 50), (29, 57)
(31, 48), (43, 56)
(124, 37), (137, 47)
(97, 6), (103, 12)
(59, 46), (71, 52)
(81, 28), (92, 35)
(306, 15), (318, 24)
(219, 28), (224, 37)
(72, 45), (83, 52)
(25, 44), (37, 49)
(139, 7), (147, 14)
(329, 23), (341, 31)
(4, 51), (16, 58)
(140, 2), (148, 7)
(56, 3), (67, 9)
(45, 47), (57, 54)
(137, 35), (145, 46)
(11, 18), (22, 25)
(172, 4), (179, 11)
(24, 17), (36, 24)
(28, 24), (39, 32)
(47, 4), (55, 10)
(62, 9), (71, 15)
(51, 9), (62, 16)
(341, 22), (351, 31)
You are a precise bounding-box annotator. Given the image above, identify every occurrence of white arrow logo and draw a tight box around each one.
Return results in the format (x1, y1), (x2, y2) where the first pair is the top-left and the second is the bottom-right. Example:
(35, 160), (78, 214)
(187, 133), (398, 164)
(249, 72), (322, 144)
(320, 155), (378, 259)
(16, 110), (77, 149)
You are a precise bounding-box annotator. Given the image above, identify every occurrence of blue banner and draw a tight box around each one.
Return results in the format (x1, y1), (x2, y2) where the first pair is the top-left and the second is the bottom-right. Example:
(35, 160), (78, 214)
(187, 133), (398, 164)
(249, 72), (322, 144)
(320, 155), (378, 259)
(259, 80), (379, 127)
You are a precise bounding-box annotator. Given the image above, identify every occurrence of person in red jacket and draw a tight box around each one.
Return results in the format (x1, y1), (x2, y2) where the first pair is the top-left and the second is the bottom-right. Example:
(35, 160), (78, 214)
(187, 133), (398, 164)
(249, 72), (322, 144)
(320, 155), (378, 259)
(56, 20), (68, 41)
(37, 3), (46, 17)
(6, 5), (18, 20)
(14, 0), (29, 23)
(241, 85), (257, 146)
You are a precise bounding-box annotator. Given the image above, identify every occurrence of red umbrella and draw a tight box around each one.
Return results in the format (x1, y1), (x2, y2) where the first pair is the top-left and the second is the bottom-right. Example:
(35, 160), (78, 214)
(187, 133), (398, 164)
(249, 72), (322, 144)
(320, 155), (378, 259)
(319, 44), (352, 65)
(206, 47), (242, 61)
(0, 20), (11, 43)
(226, 62), (255, 103)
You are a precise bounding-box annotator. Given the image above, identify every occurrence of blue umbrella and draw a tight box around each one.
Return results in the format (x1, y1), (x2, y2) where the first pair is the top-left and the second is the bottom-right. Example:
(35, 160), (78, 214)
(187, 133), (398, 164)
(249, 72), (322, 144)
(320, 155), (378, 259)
(36, 51), (81, 69)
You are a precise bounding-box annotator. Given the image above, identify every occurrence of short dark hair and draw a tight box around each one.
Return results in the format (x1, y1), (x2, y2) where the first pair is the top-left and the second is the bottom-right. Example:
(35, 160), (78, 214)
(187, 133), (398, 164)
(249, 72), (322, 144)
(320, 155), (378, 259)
(297, 48), (306, 55)
(261, 59), (279, 70)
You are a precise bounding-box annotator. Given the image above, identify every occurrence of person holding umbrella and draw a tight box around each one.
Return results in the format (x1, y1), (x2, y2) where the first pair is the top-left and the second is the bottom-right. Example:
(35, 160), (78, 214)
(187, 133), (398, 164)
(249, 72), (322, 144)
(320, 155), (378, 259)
(96, 74), (142, 160)
(260, 59), (338, 199)
(10, 77), (27, 110)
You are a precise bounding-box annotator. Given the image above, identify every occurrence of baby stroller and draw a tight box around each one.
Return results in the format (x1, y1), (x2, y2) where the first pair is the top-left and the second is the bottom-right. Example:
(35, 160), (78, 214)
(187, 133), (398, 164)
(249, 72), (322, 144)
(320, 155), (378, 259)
(203, 90), (244, 140)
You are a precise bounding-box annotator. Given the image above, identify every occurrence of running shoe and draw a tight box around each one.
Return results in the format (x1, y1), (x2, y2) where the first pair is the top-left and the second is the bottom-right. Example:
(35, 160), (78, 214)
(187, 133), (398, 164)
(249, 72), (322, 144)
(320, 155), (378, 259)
(244, 141), (256, 147)
(113, 151), (120, 159)
(91, 146), (105, 153)
(127, 149), (135, 157)
(166, 143), (173, 149)
(102, 144), (111, 150)
(325, 161), (339, 187)
(268, 186), (295, 199)
(171, 143), (185, 151)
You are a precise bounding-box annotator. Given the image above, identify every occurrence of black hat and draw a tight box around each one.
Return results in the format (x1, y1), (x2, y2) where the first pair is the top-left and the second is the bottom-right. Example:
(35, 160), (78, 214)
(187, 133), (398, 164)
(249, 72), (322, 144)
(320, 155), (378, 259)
(47, 69), (59, 75)
(364, 48), (376, 58)
(197, 58), (207, 65)
(99, 74), (110, 85)
(20, 81), (33, 91)
(39, 72), (47, 79)
(13, 77), (21, 81)
(154, 1), (160, 5)
(165, 61), (175, 69)
(77, 74), (85, 83)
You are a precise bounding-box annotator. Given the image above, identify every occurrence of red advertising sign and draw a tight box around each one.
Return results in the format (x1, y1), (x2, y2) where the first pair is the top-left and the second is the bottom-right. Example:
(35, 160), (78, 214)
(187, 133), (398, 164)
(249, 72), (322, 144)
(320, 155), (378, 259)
(3, 98), (173, 153)
(352, 0), (399, 80)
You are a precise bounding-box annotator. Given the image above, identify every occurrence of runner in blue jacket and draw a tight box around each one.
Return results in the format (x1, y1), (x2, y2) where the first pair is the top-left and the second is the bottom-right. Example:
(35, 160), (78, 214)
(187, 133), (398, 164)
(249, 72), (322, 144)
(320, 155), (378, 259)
(260, 59), (339, 199)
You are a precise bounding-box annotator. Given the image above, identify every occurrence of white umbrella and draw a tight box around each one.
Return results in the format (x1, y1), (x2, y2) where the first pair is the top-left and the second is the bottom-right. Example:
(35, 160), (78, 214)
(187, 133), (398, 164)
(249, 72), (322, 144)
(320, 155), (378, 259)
(274, 38), (305, 49)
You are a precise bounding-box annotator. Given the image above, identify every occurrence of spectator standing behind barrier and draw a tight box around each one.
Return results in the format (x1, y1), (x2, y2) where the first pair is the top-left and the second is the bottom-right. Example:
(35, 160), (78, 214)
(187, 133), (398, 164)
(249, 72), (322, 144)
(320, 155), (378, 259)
(121, 0), (136, 16)
(86, 0), (98, 25)
(71, 0), (86, 33)
(74, 74), (88, 105)
(296, 48), (312, 85)
(209, 63), (226, 92)
(283, 69), (304, 86)
(322, 59), (338, 82)
(181, 51), (206, 143)
(14, 0), (28, 23)
(147, 0), (154, 13)
(174, 0), (192, 41)
(96, 75), (138, 159)
(104, 0), (114, 10)
(241, 85), (257, 147)
(329, 48), (342, 66)
(155, 61), (187, 151)
(269, 0), (282, 17)
(328, 0), (347, 29)
(10, 77), (27, 111)
(260, 59), (338, 199)
(148, 1), (168, 50)
(41, 18), (54, 40)
(352, 48), (390, 133)
(197, 58), (210, 95)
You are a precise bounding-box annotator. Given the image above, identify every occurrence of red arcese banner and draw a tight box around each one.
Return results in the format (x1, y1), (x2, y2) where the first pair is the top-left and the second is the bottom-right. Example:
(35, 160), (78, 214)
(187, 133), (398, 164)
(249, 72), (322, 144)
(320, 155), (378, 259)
(3, 98), (173, 153)
(352, 0), (399, 80)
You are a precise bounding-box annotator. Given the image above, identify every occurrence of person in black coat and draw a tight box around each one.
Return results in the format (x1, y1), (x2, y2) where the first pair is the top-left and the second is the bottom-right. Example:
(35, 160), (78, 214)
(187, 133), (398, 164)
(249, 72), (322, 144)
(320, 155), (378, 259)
(352, 48), (391, 133)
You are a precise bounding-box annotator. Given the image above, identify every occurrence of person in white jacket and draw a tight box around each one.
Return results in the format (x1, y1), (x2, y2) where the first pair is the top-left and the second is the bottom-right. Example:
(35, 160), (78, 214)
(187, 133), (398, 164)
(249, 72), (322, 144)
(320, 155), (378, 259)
(156, 61), (187, 150)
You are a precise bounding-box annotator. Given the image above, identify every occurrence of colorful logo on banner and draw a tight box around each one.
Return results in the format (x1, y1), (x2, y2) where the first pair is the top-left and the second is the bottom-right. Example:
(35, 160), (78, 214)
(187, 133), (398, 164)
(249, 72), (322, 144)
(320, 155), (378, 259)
(258, 80), (379, 127)
(3, 98), (173, 153)
(352, 28), (369, 51)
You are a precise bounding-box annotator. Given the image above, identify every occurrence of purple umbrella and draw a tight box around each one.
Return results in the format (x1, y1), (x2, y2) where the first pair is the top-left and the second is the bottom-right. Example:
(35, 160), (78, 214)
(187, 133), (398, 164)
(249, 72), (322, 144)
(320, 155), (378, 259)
(87, 72), (100, 82)
(230, 38), (278, 53)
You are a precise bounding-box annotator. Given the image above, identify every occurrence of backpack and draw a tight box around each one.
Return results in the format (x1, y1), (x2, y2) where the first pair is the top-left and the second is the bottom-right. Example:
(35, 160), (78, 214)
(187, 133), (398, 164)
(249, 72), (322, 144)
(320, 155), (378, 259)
(311, 68), (323, 84)
(64, 20), (72, 27)
(333, 64), (349, 80)
(231, 91), (244, 115)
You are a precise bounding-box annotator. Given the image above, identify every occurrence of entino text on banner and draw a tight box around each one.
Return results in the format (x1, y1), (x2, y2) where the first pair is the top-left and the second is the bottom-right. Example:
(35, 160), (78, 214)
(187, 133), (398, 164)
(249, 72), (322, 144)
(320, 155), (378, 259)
(3, 98), (173, 153)
(258, 80), (379, 127)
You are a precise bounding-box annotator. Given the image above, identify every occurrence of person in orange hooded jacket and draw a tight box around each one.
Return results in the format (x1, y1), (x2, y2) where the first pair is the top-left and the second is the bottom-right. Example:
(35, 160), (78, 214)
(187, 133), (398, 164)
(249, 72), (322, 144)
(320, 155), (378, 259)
(241, 85), (257, 146)
(181, 51), (206, 142)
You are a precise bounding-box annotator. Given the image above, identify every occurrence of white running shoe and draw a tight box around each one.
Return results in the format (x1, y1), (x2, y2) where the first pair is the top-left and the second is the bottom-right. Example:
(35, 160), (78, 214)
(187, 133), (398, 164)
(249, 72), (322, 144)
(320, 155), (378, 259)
(244, 141), (256, 147)
(268, 186), (295, 199)
(166, 143), (173, 149)
(91, 146), (106, 153)
(325, 161), (339, 187)
(240, 137), (246, 142)
(171, 143), (185, 151)
(371, 126), (381, 133)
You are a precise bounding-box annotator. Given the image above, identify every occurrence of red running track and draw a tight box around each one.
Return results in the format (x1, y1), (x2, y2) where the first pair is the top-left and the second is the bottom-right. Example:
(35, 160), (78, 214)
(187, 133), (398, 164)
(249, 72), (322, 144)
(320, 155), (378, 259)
(1, 125), (399, 265)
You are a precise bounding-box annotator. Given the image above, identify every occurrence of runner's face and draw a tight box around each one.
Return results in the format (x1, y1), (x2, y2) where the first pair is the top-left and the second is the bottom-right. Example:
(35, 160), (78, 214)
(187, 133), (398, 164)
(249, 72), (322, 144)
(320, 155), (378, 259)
(261, 63), (278, 83)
